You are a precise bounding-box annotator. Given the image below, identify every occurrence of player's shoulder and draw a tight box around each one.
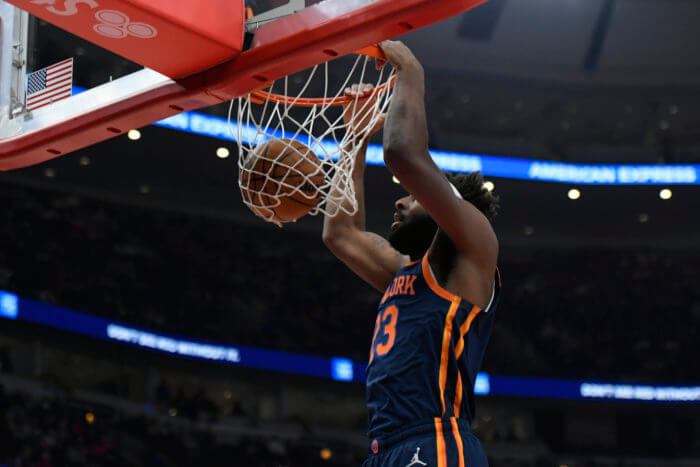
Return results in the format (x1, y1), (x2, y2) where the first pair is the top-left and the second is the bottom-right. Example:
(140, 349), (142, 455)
(425, 239), (496, 309)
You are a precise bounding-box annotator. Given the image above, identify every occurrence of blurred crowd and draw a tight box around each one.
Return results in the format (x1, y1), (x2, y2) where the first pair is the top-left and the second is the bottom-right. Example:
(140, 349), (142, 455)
(0, 385), (363, 467)
(484, 248), (700, 382)
(0, 182), (378, 361)
(1, 379), (694, 467)
(1, 182), (699, 381)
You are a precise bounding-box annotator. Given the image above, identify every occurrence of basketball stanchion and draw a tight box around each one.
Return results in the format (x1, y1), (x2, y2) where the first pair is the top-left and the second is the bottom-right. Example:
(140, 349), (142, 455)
(232, 47), (395, 226)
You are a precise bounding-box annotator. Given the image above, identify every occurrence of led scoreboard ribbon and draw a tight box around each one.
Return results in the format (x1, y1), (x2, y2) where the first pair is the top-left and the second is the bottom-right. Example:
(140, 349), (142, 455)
(2, 290), (699, 403)
(67, 86), (700, 186)
(157, 110), (700, 185)
(182, 117), (700, 185)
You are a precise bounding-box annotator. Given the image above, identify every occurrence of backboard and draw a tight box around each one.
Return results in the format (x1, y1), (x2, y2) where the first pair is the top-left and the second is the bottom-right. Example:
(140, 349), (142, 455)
(0, 0), (490, 171)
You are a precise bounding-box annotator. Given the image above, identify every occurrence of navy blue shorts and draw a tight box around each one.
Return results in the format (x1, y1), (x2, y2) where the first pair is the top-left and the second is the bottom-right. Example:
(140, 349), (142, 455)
(363, 418), (488, 467)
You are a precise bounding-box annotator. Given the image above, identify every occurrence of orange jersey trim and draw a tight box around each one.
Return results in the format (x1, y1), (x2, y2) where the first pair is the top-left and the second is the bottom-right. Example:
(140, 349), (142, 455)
(454, 374), (463, 418)
(423, 252), (493, 418)
(435, 418), (447, 467)
(439, 298), (461, 415)
(455, 305), (481, 359)
(450, 417), (465, 467)
(421, 253), (457, 302)
(453, 305), (481, 417)
(405, 259), (420, 267)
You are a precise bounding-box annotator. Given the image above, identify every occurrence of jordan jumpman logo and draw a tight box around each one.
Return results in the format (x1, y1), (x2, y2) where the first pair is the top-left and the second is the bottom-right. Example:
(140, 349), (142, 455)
(405, 447), (428, 467)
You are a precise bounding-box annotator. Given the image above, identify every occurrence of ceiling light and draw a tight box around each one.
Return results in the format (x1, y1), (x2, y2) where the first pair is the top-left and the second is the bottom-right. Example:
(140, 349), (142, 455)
(483, 181), (495, 192)
(392, 176), (400, 184)
(44, 168), (55, 178)
(568, 189), (581, 200)
(638, 213), (649, 223)
(659, 189), (672, 200)
(127, 129), (141, 140)
(216, 147), (230, 159)
(79, 156), (90, 166)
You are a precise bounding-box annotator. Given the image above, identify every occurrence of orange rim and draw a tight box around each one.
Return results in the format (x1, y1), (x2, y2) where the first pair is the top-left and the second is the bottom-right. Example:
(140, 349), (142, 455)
(249, 45), (394, 107)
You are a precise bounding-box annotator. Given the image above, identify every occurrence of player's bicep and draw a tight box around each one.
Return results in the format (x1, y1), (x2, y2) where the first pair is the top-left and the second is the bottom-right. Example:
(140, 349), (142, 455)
(326, 231), (408, 292)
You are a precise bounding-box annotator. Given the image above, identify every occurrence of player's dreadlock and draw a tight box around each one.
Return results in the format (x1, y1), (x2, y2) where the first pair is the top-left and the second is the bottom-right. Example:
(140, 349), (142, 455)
(445, 171), (500, 222)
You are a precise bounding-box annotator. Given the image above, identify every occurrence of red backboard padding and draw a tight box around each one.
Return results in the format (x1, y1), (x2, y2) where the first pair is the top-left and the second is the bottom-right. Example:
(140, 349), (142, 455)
(7, 0), (245, 78)
(205, 0), (491, 101)
(0, 0), (490, 170)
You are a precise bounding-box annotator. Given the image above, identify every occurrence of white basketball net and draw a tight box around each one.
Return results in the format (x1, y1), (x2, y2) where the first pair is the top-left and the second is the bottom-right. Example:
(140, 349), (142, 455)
(230, 54), (395, 226)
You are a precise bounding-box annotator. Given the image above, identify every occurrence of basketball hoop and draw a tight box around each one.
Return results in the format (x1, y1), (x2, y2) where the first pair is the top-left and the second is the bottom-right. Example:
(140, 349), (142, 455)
(247, 46), (394, 107)
(231, 46), (395, 226)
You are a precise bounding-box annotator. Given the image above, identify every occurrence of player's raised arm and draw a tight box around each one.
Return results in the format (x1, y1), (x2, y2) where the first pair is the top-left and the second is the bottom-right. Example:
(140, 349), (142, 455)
(322, 84), (409, 292)
(379, 41), (498, 278)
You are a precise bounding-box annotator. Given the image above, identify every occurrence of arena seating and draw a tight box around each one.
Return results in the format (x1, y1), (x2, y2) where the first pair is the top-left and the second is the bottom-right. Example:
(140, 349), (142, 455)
(1, 182), (698, 382)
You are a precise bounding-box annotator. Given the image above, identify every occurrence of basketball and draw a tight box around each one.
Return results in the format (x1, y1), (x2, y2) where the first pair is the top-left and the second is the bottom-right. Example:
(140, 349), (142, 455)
(239, 138), (325, 223)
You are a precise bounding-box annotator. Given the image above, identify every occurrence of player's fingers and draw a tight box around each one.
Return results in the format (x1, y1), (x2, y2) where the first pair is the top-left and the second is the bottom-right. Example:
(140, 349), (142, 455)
(345, 84), (361, 98)
(379, 40), (399, 52)
(360, 83), (374, 97)
(377, 41), (398, 68)
(378, 40), (412, 69)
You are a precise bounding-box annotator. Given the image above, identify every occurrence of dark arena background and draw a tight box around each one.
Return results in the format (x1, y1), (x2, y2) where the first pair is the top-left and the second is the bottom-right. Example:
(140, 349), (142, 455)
(1, 1), (700, 466)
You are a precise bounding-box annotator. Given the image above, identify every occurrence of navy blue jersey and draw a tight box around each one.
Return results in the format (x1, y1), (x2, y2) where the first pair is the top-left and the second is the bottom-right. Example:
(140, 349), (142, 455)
(366, 252), (501, 441)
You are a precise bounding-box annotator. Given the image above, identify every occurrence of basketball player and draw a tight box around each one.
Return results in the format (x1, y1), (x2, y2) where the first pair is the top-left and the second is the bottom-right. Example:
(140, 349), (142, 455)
(323, 41), (500, 467)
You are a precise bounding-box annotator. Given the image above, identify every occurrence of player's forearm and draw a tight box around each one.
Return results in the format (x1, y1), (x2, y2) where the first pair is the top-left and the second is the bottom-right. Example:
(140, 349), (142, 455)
(322, 139), (369, 240)
(383, 64), (428, 161)
(348, 138), (369, 230)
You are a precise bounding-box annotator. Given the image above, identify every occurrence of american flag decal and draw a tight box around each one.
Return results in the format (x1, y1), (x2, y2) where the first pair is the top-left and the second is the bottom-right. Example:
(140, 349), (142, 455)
(26, 58), (73, 112)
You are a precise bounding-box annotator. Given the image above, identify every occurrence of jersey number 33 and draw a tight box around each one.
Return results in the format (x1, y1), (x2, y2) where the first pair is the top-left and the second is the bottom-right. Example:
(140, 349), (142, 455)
(369, 305), (400, 363)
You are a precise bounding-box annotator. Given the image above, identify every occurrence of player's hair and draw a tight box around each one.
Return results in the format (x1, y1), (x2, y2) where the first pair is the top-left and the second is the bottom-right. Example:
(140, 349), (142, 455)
(445, 171), (500, 222)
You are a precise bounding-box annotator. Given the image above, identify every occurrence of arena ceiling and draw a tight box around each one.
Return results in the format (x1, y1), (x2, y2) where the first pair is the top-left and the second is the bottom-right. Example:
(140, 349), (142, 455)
(409, 0), (700, 86)
(3, 0), (699, 246)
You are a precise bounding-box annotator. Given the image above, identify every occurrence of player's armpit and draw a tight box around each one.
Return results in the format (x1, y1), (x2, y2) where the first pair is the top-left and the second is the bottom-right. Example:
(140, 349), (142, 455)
(323, 230), (408, 292)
